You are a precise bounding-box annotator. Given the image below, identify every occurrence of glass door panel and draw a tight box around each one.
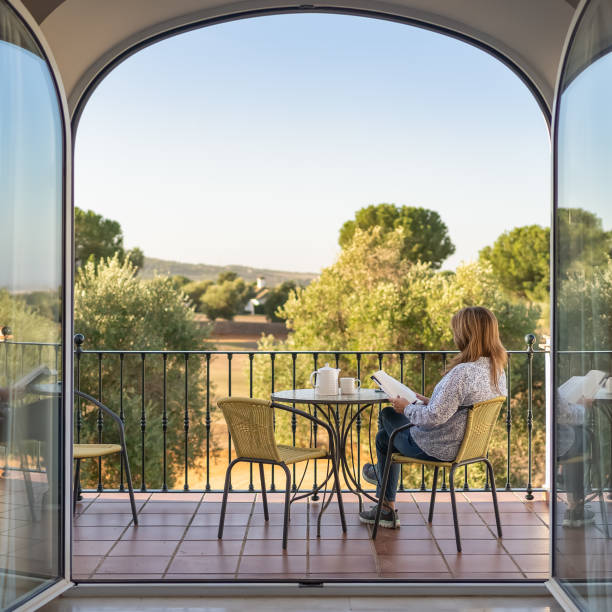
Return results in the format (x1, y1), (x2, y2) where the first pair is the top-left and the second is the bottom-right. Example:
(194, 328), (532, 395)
(554, 0), (612, 609)
(0, 1), (66, 608)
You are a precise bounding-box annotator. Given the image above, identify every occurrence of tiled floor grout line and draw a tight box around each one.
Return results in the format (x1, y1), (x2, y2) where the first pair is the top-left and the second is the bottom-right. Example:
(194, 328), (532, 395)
(73, 493), (557, 581)
(511, 490), (550, 528)
(75, 493), (99, 518)
(412, 492), (453, 577)
(234, 493), (256, 578)
(73, 493), (104, 579)
(464, 491), (534, 578)
(85, 493), (150, 579)
(161, 493), (205, 578)
(364, 501), (382, 578)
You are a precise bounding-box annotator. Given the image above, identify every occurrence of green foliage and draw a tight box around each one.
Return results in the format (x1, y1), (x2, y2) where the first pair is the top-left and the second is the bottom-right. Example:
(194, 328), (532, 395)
(75, 207), (144, 271)
(217, 272), (239, 283)
(170, 275), (192, 289)
(74, 256), (212, 489)
(0, 289), (60, 386)
(263, 281), (298, 322)
(279, 228), (537, 352)
(125, 246), (145, 271)
(558, 259), (612, 354)
(183, 280), (213, 309)
(19, 290), (61, 322)
(199, 277), (254, 320)
(75, 208), (124, 267)
(338, 203), (455, 269)
(558, 207), (612, 275)
(479, 225), (550, 302)
(251, 228), (543, 489)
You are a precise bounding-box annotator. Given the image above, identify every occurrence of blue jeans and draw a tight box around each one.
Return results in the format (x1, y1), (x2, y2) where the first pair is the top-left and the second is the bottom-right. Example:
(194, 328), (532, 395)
(375, 406), (438, 502)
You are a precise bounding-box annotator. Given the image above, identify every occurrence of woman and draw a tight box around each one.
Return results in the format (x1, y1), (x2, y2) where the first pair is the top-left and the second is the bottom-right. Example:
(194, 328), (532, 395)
(359, 306), (507, 528)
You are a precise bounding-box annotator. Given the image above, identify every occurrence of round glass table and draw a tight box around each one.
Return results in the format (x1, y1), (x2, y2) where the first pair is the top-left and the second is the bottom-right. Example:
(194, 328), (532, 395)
(271, 388), (390, 509)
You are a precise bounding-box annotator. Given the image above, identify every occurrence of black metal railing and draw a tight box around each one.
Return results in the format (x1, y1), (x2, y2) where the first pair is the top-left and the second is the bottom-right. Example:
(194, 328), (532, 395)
(0, 331), (547, 497)
(71, 334), (546, 498)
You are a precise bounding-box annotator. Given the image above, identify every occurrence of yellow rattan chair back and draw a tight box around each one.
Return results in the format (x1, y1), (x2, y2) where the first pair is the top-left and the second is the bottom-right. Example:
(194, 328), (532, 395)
(454, 396), (505, 463)
(217, 397), (281, 462)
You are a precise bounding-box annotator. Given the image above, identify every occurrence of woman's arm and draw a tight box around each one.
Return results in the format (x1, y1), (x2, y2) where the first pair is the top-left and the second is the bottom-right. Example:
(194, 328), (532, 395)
(403, 366), (468, 427)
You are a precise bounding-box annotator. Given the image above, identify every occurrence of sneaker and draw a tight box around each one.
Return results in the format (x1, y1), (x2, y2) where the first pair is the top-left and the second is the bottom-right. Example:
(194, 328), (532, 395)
(571, 507), (596, 527)
(362, 463), (379, 486)
(359, 504), (400, 529)
(563, 507), (596, 528)
(562, 509), (572, 528)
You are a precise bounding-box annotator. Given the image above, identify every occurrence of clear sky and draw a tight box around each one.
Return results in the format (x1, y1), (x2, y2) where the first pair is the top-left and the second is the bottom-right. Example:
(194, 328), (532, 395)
(559, 53), (612, 229)
(1, 42), (62, 291)
(75, 13), (551, 274)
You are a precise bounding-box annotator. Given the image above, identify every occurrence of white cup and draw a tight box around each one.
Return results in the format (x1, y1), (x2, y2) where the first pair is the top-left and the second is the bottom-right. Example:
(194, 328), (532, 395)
(339, 377), (361, 394)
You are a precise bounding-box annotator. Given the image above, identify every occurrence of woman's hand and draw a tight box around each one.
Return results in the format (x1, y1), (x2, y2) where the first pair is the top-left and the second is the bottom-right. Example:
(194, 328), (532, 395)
(415, 393), (430, 405)
(391, 396), (410, 414)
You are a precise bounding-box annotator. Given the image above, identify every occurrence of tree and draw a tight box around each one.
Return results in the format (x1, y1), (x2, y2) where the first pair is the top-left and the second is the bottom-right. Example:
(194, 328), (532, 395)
(74, 255), (212, 489)
(558, 260), (612, 354)
(479, 225), (550, 302)
(183, 280), (213, 308)
(252, 228), (543, 489)
(0, 290), (59, 345)
(217, 271), (239, 283)
(557, 207), (612, 276)
(280, 228), (537, 353)
(19, 290), (61, 322)
(199, 277), (253, 320)
(75, 208), (124, 267)
(263, 281), (297, 322)
(169, 275), (192, 289)
(339, 203), (455, 269)
(125, 246), (144, 271)
(75, 207), (145, 271)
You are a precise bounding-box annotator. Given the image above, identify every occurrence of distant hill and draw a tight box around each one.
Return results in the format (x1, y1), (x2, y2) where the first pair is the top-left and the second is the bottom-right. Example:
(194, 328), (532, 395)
(140, 257), (318, 286)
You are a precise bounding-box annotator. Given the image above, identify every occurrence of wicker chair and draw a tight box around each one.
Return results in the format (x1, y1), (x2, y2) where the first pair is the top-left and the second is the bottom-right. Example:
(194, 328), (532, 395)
(73, 390), (138, 524)
(372, 396), (506, 552)
(217, 397), (346, 549)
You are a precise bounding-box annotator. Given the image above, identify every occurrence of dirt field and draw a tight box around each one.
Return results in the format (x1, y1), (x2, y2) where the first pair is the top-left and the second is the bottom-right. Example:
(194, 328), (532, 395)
(188, 317), (286, 490)
(176, 317), (379, 493)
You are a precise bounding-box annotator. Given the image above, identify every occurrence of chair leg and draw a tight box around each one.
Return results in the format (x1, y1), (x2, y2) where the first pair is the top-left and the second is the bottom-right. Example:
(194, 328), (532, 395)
(18, 445), (36, 522)
(598, 487), (610, 539)
(372, 448), (395, 540)
(590, 432), (610, 539)
(122, 447), (138, 525)
(331, 455), (347, 533)
(282, 464), (291, 550)
(485, 458), (502, 538)
(259, 463), (269, 522)
(218, 459), (237, 539)
(72, 458), (81, 515)
(428, 466), (439, 524)
(449, 465), (461, 552)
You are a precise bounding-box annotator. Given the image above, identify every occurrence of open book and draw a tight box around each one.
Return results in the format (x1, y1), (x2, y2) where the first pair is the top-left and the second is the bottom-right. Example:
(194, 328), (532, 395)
(558, 369), (607, 404)
(13, 365), (55, 393)
(371, 370), (418, 403)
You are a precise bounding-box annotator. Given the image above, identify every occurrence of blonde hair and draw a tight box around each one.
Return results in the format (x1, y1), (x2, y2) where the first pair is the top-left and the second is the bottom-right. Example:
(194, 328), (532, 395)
(445, 306), (507, 391)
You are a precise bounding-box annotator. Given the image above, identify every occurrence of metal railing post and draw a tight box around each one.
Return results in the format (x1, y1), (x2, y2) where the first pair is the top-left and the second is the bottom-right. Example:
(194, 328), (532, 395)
(525, 334), (536, 500)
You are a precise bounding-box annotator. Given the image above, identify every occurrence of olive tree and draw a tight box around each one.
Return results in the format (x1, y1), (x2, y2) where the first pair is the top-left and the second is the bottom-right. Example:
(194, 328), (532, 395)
(74, 256), (213, 490)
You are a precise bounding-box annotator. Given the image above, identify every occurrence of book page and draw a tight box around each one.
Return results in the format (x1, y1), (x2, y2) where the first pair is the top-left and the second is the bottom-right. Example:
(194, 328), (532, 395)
(13, 365), (54, 393)
(371, 370), (417, 403)
(559, 370), (607, 404)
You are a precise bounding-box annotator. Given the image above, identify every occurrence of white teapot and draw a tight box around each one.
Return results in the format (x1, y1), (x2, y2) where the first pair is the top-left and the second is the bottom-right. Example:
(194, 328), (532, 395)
(310, 363), (340, 395)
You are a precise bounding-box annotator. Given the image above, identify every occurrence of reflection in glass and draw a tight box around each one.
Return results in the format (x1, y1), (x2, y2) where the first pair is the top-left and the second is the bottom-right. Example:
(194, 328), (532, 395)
(0, 0), (64, 608)
(555, 0), (612, 608)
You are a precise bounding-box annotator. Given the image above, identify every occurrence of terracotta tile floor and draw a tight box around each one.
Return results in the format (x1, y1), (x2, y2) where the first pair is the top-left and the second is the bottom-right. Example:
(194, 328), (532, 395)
(72, 490), (553, 581)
